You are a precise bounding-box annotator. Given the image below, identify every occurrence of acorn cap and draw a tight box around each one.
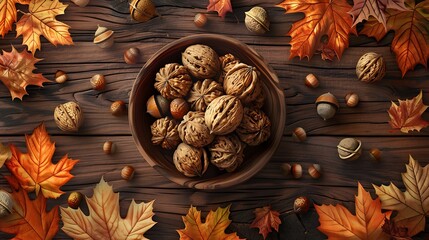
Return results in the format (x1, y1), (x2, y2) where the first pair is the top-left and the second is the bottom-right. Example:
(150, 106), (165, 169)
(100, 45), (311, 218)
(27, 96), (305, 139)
(315, 92), (339, 109)
(93, 30), (114, 44)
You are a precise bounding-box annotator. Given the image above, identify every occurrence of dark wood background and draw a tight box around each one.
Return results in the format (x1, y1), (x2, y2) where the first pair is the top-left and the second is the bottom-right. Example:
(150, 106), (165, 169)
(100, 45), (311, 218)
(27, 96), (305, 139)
(1, 0), (429, 239)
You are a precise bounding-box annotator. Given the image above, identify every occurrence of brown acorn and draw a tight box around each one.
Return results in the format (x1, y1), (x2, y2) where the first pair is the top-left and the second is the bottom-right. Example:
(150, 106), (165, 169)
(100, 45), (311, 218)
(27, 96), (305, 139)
(146, 95), (170, 118)
(110, 100), (126, 116)
(121, 165), (135, 181)
(369, 148), (381, 161)
(304, 74), (319, 88)
(294, 196), (310, 214)
(308, 164), (322, 179)
(103, 141), (116, 154)
(345, 92), (359, 107)
(170, 98), (189, 120)
(292, 127), (307, 142)
(124, 47), (140, 65)
(291, 164), (302, 179)
(315, 92), (339, 120)
(67, 192), (83, 209)
(194, 13), (207, 28)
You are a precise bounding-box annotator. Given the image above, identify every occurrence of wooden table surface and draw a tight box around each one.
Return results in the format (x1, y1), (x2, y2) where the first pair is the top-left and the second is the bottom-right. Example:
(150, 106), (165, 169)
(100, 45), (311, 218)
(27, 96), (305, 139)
(1, 0), (429, 239)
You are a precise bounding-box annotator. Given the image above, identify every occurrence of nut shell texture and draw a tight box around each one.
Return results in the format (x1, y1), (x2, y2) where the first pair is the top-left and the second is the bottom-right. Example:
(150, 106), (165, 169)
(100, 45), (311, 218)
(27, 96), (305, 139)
(124, 47), (140, 64)
(356, 52), (386, 83)
(129, 0), (157, 22)
(224, 63), (262, 104)
(236, 108), (271, 146)
(150, 117), (181, 149)
(0, 190), (13, 217)
(67, 192), (83, 209)
(155, 63), (192, 100)
(219, 54), (240, 83)
(209, 134), (245, 172)
(182, 44), (220, 79)
(54, 102), (83, 132)
(187, 79), (224, 112)
(337, 138), (362, 160)
(205, 95), (244, 135)
(244, 6), (270, 34)
(173, 143), (209, 177)
(178, 111), (214, 147)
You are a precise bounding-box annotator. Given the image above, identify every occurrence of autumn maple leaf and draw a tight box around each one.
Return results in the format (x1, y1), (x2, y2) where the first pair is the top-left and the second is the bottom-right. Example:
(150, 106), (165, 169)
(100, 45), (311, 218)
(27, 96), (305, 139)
(0, 46), (49, 100)
(277, 0), (357, 61)
(207, 0), (232, 18)
(61, 177), (156, 240)
(315, 182), (391, 239)
(382, 218), (412, 240)
(5, 123), (78, 199)
(16, 0), (73, 54)
(0, 142), (11, 168)
(348, 0), (407, 28)
(178, 205), (242, 240)
(374, 155), (429, 237)
(361, 0), (429, 77)
(388, 91), (429, 133)
(0, 176), (59, 239)
(250, 206), (281, 240)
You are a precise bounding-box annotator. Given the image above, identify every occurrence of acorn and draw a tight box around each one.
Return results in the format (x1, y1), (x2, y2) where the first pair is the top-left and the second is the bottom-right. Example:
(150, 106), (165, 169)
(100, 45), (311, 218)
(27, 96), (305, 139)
(170, 98), (189, 120)
(67, 192), (83, 209)
(345, 92), (359, 107)
(369, 148), (381, 161)
(110, 100), (127, 116)
(55, 70), (68, 84)
(294, 196), (310, 214)
(291, 164), (302, 179)
(337, 138), (362, 161)
(90, 74), (106, 91)
(129, 0), (158, 23)
(103, 141), (116, 155)
(93, 25), (114, 48)
(292, 127), (307, 142)
(304, 74), (319, 88)
(315, 92), (339, 120)
(308, 164), (322, 179)
(194, 13), (207, 28)
(121, 165), (135, 181)
(281, 163), (291, 176)
(124, 47), (140, 65)
(146, 95), (170, 118)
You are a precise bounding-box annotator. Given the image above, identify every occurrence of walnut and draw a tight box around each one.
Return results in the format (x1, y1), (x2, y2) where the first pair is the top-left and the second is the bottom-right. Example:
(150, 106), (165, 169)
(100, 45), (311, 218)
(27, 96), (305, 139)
(209, 134), (245, 172)
(173, 143), (209, 177)
(155, 63), (192, 100)
(247, 90), (265, 109)
(150, 117), (181, 149)
(223, 63), (262, 104)
(205, 95), (243, 135)
(178, 111), (214, 147)
(187, 79), (224, 111)
(236, 108), (271, 146)
(182, 44), (220, 79)
(218, 54), (240, 83)
(356, 52), (386, 83)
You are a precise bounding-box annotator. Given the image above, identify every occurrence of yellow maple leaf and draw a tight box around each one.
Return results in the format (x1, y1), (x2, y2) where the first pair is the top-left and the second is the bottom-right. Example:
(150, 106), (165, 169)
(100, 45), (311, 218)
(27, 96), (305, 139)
(16, 0), (73, 54)
(0, 0), (17, 37)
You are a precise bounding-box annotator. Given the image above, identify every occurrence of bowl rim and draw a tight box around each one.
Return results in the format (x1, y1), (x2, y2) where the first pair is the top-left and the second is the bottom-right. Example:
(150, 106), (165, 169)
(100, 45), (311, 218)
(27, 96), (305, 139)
(129, 33), (286, 189)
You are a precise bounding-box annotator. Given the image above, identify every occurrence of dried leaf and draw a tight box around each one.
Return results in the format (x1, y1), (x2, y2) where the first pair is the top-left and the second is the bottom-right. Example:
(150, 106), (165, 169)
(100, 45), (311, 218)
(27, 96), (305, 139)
(61, 177), (156, 240)
(207, 0), (232, 18)
(178, 205), (242, 240)
(349, 0), (407, 28)
(0, 142), (11, 168)
(0, 46), (49, 100)
(361, 0), (429, 77)
(0, 176), (59, 239)
(5, 123), (78, 199)
(374, 155), (429, 237)
(16, 0), (73, 54)
(388, 91), (429, 133)
(382, 218), (412, 240)
(0, 0), (17, 37)
(277, 0), (357, 61)
(250, 206), (281, 240)
(315, 182), (391, 239)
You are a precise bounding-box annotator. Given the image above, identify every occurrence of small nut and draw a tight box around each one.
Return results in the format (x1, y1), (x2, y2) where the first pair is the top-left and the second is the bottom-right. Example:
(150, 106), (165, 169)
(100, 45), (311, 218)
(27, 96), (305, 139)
(369, 148), (382, 161)
(90, 74), (106, 91)
(55, 70), (68, 84)
(245, 6), (270, 34)
(146, 95), (170, 118)
(67, 191), (83, 209)
(170, 98), (190, 120)
(54, 102), (84, 132)
(93, 25), (114, 48)
(194, 13), (207, 28)
(337, 138), (362, 161)
(308, 164), (322, 179)
(345, 92), (359, 107)
(103, 141), (116, 154)
(110, 100), (126, 116)
(121, 165), (135, 181)
(292, 127), (307, 142)
(304, 74), (319, 88)
(124, 47), (140, 65)
(281, 163), (291, 176)
(315, 92), (339, 120)
(291, 164), (303, 179)
(294, 196), (310, 214)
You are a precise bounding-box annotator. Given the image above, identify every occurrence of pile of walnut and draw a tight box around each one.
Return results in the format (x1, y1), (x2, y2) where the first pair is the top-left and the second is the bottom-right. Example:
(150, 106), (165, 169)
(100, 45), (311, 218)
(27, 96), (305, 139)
(146, 44), (271, 177)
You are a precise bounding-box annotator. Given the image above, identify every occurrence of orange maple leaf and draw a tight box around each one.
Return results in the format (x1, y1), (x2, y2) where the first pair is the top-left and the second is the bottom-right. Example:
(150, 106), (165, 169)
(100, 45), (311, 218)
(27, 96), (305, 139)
(315, 182), (392, 240)
(0, 0), (17, 37)
(5, 123), (78, 199)
(0, 46), (49, 100)
(277, 0), (357, 61)
(360, 0), (429, 77)
(207, 0), (232, 18)
(348, 0), (407, 28)
(250, 206), (281, 240)
(16, 0), (73, 54)
(177, 205), (243, 240)
(388, 91), (429, 133)
(0, 176), (59, 240)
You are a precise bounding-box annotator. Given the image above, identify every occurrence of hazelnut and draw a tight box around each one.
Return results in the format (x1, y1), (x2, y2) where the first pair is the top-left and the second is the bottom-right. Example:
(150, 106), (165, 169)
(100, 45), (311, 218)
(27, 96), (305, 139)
(281, 163), (291, 176)
(194, 13), (207, 28)
(55, 70), (68, 84)
(345, 93), (359, 107)
(369, 148), (381, 161)
(170, 98), (190, 120)
(124, 47), (140, 64)
(292, 127), (307, 142)
(67, 191), (83, 209)
(294, 196), (310, 214)
(308, 164), (322, 179)
(291, 164), (302, 179)
(121, 165), (135, 181)
(304, 74), (319, 88)
(337, 138), (362, 161)
(315, 92), (339, 120)
(103, 141), (116, 154)
(146, 95), (170, 119)
(90, 74), (106, 91)
(110, 100), (126, 116)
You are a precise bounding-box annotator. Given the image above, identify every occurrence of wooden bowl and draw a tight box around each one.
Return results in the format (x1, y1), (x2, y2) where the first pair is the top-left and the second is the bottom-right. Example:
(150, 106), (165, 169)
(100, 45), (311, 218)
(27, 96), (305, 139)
(129, 34), (285, 189)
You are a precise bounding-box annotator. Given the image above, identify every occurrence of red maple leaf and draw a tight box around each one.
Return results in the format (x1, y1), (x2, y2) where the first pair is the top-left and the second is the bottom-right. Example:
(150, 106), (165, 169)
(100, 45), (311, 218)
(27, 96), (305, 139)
(207, 0), (232, 18)
(250, 206), (281, 239)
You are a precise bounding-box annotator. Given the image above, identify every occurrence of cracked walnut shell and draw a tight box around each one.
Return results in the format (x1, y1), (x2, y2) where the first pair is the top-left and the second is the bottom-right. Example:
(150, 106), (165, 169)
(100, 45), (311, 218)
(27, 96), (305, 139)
(236, 108), (271, 146)
(219, 53), (240, 83)
(224, 63), (262, 104)
(209, 134), (245, 172)
(173, 143), (209, 177)
(54, 102), (84, 132)
(205, 95), (244, 135)
(155, 63), (192, 100)
(178, 111), (214, 147)
(356, 52), (386, 83)
(187, 79), (224, 112)
(182, 44), (220, 79)
(150, 117), (181, 149)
